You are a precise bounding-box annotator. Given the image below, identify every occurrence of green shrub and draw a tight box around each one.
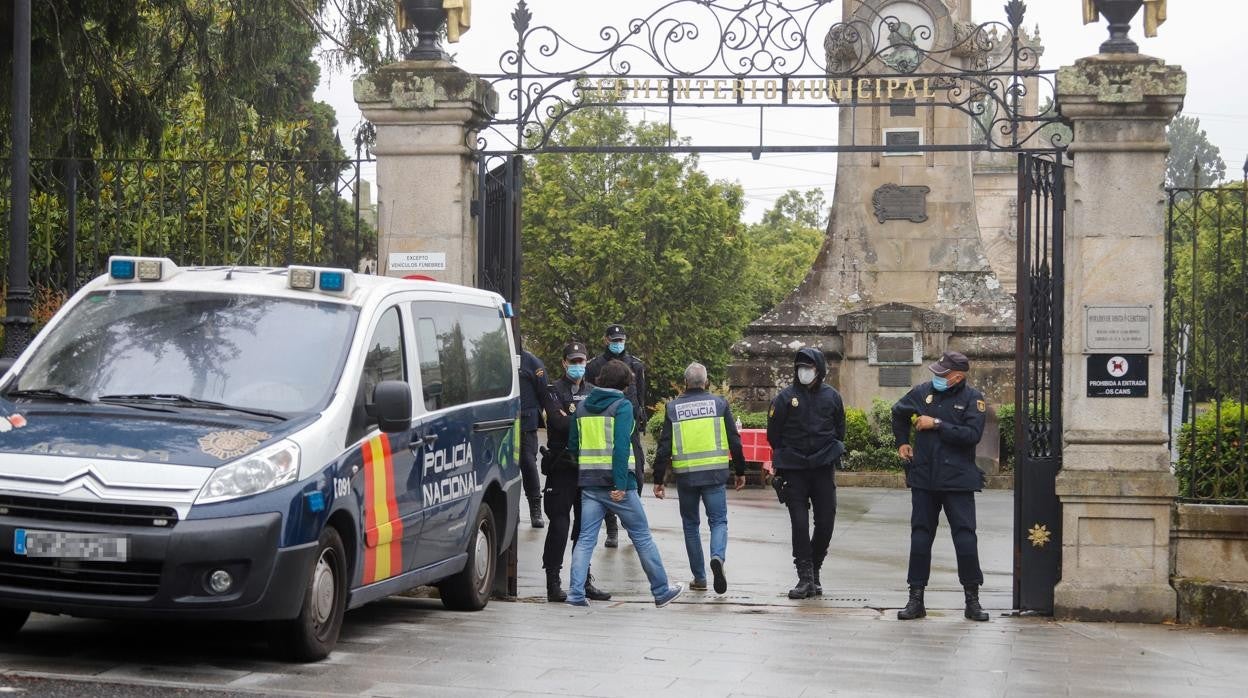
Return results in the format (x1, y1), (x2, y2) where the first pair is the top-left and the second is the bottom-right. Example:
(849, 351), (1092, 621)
(868, 398), (895, 447)
(737, 410), (769, 430)
(647, 408), (666, 442)
(844, 446), (904, 472)
(845, 407), (870, 452)
(997, 403), (1016, 472)
(1176, 402), (1248, 501)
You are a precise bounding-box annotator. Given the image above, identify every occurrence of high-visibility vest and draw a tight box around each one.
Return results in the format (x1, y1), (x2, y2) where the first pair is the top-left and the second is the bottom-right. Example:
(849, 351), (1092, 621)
(576, 398), (635, 488)
(667, 394), (730, 477)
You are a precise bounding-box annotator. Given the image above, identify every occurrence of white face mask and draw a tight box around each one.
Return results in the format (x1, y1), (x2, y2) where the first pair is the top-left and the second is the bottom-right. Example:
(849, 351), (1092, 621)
(797, 366), (817, 386)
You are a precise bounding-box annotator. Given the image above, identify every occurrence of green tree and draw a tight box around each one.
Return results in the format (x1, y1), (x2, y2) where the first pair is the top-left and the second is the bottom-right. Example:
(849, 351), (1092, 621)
(743, 191), (825, 316)
(1167, 116), (1227, 189)
(521, 105), (755, 400)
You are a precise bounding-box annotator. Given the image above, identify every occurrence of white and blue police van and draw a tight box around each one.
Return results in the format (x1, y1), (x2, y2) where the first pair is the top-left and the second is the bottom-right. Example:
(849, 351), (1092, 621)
(0, 258), (522, 660)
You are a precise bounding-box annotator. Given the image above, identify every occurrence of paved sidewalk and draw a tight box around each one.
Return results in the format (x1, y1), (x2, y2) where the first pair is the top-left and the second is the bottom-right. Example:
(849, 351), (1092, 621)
(1, 488), (1244, 697)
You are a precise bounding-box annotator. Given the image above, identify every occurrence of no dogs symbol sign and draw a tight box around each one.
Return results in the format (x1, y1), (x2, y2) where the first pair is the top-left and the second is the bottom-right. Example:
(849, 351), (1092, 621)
(1087, 354), (1148, 398)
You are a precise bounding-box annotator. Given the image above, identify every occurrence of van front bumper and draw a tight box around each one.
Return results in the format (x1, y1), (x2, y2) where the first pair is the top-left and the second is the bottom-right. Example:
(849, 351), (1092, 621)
(0, 512), (316, 621)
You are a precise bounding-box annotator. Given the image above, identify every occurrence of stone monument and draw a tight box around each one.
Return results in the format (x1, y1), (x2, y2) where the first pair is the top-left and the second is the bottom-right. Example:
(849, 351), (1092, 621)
(730, 0), (1016, 467)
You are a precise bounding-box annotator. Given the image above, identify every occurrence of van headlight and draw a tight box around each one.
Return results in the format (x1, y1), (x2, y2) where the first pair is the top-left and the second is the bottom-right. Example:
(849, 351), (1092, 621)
(197, 440), (301, 504)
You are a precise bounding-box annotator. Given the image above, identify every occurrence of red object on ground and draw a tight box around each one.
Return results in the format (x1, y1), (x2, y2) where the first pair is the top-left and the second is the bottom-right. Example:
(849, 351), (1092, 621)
(738, 428), (774, 475)
(404, 274), (436, 281)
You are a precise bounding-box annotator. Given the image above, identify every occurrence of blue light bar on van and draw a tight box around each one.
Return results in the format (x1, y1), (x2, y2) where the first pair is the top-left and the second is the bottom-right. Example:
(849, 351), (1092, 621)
(319, 271), (346, 292)
(502, 302), (515, 319)
(107, 256), (180, 283)
(287, 265), (355, 297)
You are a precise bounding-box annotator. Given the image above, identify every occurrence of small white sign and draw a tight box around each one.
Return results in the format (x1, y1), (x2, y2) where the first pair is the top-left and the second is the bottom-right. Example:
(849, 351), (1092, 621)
(389, 252), (447, 272)
(1085, 305), (1152, 352)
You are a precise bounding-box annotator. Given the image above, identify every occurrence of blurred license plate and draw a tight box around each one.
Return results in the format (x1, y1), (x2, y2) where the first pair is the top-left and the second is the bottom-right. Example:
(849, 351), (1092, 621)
(14, 529), (128, 562)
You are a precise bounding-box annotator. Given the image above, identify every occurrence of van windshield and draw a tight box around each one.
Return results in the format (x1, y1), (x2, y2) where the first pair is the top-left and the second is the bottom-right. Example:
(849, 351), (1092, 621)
(11, 290), (359, 415)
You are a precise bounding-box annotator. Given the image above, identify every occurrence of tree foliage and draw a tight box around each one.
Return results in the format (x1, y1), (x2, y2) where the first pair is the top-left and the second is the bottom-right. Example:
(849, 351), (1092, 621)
(743, 190), (825, 316)
(1167, 116), (1227, 189)
(520, 105), (756, 400)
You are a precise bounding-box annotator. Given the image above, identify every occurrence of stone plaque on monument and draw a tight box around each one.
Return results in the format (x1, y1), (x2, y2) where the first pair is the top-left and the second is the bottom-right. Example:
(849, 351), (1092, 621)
(879, 366), (914, 388)
(885, 130), (922, 149)
(868, 332), (921, 366)
(873, 184), (930, 223)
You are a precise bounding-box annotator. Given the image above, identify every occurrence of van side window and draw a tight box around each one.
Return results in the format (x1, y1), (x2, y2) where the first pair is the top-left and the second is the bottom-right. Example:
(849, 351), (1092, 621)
(413, 302), (512, 411)
(350, 306), (406, 444)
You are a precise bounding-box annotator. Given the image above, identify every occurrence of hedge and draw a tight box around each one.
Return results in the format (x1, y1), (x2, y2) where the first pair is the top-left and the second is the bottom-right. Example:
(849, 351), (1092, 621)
(1176, 402), (1248, 501)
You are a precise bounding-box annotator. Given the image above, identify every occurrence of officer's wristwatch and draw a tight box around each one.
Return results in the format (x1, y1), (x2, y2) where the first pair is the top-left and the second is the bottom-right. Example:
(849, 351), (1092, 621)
(933, 418), (942, 426)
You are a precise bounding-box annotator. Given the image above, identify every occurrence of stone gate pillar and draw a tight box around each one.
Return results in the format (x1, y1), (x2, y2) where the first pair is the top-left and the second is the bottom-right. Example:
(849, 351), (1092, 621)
(1053, 53), (1186, 622)
(354, 60), (498, 283)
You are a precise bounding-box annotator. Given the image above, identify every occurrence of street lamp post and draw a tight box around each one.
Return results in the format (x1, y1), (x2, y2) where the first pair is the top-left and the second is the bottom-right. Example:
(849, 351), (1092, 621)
(3, 0), (35, 357)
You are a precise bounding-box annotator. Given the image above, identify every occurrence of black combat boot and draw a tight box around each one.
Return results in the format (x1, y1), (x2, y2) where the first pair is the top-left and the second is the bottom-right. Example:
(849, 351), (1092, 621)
(546, 571), (566, 602)
(897, 586), (926, 620)
(812, 560), (824, 596)
(604, 514), (619, 548)
(964, 585), (989, 621)
(585, 570), (612, 602)
(787, 560), (817, 599)
(529, 498), (545, 529)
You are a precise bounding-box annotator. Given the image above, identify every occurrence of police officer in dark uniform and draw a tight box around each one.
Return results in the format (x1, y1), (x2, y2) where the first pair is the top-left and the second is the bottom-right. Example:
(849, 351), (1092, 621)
(890, 351), (990, 622)
(540, 341), (610, 603)
(519, 349), (548, 528)
(585, 323), (648, 548)
(766, 348), (846, 599)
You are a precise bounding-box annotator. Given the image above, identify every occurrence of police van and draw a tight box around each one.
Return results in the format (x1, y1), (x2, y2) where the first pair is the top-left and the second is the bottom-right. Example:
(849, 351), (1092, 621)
(0, 258), (521, 660)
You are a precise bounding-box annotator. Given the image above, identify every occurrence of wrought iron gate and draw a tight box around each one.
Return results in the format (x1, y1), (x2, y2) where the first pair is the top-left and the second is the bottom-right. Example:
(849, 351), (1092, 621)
(1013, 153), (1066, 614)
(475, 156), (522, 307)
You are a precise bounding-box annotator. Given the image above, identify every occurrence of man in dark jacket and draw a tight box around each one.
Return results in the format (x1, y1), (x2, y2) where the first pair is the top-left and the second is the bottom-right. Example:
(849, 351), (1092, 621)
(540, 341), (610, 603)
(652, 362), (747, 594)
(890, 351), (990, 622)
(766, 348), (846, 599)
(519, 349), (548, 528)
(585, 323), (648, 548)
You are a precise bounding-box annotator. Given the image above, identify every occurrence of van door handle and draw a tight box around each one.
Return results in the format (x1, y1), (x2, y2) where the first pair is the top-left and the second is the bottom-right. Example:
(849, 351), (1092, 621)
(423, 433), (439, 447)
(409, 433), (437, 454)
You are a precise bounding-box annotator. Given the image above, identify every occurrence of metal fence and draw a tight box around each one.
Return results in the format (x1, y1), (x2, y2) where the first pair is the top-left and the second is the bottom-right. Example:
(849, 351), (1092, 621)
(0, 155), (376, 301)
(1164, 174), (1248, 504)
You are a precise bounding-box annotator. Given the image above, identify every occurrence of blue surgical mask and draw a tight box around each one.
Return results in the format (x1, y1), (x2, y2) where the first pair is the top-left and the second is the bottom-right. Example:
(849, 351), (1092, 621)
(608, 341), (625, 355)
(932, 376), (949, 392)
(566, 364), (586, 380)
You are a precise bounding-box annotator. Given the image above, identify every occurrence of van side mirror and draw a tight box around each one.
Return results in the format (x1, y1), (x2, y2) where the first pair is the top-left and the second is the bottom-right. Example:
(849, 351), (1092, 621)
(0, 358), (15, 375)
(372, 381), (412, 434)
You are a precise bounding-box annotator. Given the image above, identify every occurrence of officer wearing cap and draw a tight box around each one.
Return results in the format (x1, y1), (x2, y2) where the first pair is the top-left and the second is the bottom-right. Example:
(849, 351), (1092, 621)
(519, 349), (548, 528)
(891, 351), (990, 622)
(540, 340), (610, 603)
(585, 323), (648, 548)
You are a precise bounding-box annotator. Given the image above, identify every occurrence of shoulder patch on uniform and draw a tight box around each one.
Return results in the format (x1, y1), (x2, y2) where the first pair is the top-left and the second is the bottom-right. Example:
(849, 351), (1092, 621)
(977, 399), (987, 412)
(791, 397), (799, 408)
(925, 394), (933, 404)
(769, 405), (775, 418)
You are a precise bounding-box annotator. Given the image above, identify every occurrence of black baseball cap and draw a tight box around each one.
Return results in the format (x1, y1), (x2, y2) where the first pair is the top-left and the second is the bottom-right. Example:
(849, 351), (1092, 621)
(604, 324), (627, 340)
(928, 351), (971, 376)
(563, 341), (588, 361)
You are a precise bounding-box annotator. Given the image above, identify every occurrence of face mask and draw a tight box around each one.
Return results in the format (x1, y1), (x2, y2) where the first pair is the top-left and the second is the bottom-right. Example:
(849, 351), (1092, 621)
(608, 341), (625, 355)
(932, 376), (949, 392)
(566, 364), (586, 380)
(797, 366), (817, 385)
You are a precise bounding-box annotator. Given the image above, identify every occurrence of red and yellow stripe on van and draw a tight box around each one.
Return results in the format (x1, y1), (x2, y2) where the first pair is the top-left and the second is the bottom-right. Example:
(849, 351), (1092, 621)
(362, 435), (403, 584)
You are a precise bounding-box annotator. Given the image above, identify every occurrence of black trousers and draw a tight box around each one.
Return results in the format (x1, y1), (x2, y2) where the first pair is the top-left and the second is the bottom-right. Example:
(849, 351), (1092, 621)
(907, 488), (984, 587)
(779, 466), (837, 565)
(520, 429), (541, 501)
(541, 468), (582, 571)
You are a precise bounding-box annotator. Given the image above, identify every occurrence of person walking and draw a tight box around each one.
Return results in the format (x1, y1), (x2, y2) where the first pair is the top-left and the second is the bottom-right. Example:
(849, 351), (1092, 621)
(566, 360), (682, 608)
(652, 362), (747, 594)
(890, 351), (990, 622)
(518, 348), (548, 528)
(540, 341), (611, 603)
(585, 324), (649, 548)
(766, 348), (846, 600)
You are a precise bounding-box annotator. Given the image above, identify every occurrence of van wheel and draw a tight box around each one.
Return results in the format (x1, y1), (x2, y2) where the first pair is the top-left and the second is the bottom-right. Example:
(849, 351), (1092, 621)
(0, 609), (29, 640)
(437, 505), (496, 611)
(272, 527), (348, 662)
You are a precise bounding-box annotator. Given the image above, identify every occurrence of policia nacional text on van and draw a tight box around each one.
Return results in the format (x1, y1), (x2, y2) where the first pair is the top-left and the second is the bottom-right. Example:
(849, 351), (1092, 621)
(0, 258), (523, 660)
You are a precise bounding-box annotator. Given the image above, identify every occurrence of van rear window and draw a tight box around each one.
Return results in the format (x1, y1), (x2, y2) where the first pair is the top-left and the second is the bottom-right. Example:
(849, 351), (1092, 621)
(413, 302), (512, 411)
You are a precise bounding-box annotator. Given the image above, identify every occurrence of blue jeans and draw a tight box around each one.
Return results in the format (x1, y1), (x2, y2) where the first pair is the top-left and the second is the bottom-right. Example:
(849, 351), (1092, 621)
(677, 482), (728, 582)
(568, 487), (672, 603)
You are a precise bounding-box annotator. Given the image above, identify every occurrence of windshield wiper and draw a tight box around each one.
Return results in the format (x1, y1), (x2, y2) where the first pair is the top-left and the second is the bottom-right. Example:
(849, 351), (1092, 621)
(97, 394), (289, 421)
(6, 388), (94, 404)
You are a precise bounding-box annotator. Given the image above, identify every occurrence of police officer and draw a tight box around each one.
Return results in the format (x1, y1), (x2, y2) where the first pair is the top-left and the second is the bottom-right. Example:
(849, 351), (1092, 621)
(585, 323), (648, 548)
(890, 351), (990, 622)
(652, 362), (747, 594)
(540, 341), (610, 603)
(519, 349), (548, 528)
(766, 348), (846, 599)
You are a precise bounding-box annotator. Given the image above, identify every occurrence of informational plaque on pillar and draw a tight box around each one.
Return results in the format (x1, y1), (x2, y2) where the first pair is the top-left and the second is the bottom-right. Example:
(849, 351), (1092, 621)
(872, 184), (930, 223)
(1084, 305), (1152, 353)
(1087, 354), (1149, 398)
(389, 252), (447, 272)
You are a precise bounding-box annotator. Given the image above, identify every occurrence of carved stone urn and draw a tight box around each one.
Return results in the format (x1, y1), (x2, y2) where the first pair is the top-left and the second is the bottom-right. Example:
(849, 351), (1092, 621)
(402, 0), (448, 61)
(1093, 0), (1144, 53)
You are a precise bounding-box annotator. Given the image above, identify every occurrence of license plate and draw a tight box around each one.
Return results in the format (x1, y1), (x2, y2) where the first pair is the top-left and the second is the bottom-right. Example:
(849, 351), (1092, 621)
(14, 529), (129, 562)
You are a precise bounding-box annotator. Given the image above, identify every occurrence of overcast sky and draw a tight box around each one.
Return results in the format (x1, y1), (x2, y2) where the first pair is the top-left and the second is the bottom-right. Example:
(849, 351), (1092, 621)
(315, 1), (1248, 221)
